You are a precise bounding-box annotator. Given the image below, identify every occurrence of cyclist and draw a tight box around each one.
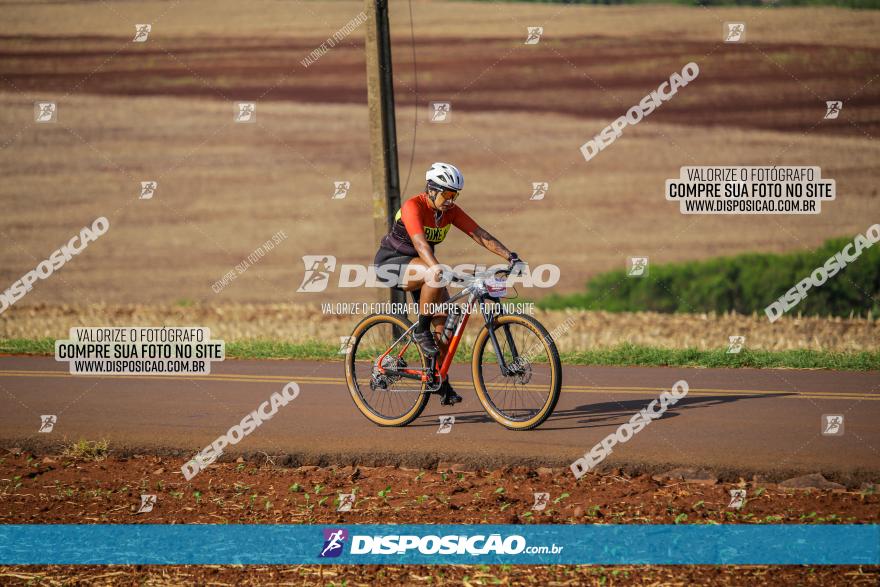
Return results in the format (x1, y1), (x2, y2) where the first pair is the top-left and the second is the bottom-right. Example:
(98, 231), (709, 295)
(374, 162), (522, 406)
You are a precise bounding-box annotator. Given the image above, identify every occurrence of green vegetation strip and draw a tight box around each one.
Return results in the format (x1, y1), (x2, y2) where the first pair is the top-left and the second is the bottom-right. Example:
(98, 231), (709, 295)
(539, 234), (880, 318)
(2, 339), (877, 370)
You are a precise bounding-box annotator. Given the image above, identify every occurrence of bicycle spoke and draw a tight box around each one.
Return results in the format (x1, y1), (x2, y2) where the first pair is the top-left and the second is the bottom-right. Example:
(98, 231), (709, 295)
(350, 318), (426, 421)
(481, 320), (554, 422)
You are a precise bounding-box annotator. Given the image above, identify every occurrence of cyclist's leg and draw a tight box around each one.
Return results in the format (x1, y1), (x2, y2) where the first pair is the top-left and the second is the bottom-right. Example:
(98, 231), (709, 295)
(401, 259), (449, 326)
(401, 260), (460, 403)
(401, 258), (449, 357)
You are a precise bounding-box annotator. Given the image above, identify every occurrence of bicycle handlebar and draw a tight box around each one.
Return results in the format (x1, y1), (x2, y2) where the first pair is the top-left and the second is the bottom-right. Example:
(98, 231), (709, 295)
(447, 260), (525, 287)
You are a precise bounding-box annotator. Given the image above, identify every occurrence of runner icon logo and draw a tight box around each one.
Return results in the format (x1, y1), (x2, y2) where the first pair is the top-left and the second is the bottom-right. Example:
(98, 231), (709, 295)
(138, 494), (157, 513)
(133, 24), (151, 42)
(337, 494), (355, 512)
(627, 257), (648, 277)
(297, 255), (337, 292)
(35, 102), (57, 123)
(140, 181), (157, 200)
(727, 336), (745, 354)
(728, 489), (746, 510)
(333, 181), (350, 199)
(235, 102), (256, 123)
(822, 414), (844, 436)
(532, 493), (549, 511)
(525, 27), (543, 45)
(39, 415), (57, 433)
(320, 528), (349, 558)
(724, 22), (745, 42)
(824, 101), (842, 120)
(530, 182), (549, 201)
(430, 102), (451, 123)
(338, 336), (354, 355)
(437, 416), (455, 434)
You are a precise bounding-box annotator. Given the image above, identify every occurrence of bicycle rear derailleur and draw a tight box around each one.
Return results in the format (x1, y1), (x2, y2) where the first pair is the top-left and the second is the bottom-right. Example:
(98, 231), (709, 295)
(370, 356), (407, 391)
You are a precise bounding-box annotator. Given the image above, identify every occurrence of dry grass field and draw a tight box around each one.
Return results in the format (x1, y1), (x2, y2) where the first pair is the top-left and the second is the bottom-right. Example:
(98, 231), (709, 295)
(3, 303), (877, 352)
(0, 0), (878, 311)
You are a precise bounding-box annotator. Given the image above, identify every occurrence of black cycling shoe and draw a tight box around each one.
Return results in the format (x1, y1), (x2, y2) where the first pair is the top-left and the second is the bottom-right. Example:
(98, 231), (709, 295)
(412, 329), (439, 358)
(439, 381), (462, 406)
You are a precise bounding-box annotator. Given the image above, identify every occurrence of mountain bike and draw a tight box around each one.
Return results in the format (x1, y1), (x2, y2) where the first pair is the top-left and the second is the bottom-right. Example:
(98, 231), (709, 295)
(344, 263), (562, 430)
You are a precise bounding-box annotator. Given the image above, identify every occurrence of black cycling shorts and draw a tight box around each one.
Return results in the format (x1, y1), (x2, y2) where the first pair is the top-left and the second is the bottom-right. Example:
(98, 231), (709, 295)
(374, 246), (416, 286)
(374, 246), (416, 273)
(374, 246), (422, 302)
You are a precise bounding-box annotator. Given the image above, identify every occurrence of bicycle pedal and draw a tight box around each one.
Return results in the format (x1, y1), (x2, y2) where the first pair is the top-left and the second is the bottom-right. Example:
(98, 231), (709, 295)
(425, 382), (444, 394)
(440, 391), (462, 406)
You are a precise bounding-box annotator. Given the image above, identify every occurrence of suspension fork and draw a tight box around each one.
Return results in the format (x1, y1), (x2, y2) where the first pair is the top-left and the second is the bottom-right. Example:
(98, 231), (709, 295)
(482, 299), (519, 376)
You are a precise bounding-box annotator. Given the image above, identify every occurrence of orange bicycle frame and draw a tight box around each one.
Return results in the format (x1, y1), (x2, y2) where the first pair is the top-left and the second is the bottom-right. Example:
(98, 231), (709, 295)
(375, 301), (473, 383)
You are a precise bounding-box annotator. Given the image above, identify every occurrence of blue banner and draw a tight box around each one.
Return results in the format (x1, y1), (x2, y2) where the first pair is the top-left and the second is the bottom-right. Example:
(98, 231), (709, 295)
(0, 524), (877, 565)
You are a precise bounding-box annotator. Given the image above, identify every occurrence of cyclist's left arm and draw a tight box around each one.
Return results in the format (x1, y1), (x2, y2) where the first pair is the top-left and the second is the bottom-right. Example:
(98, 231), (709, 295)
(452, 209), (514, 261)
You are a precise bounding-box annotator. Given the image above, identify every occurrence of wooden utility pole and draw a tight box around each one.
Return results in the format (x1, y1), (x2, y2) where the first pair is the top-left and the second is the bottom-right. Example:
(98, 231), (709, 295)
(365, 0), (406, 306)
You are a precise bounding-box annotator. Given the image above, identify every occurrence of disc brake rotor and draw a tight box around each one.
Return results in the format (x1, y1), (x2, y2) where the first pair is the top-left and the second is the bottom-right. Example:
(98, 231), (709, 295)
(509, 359), (533, 385)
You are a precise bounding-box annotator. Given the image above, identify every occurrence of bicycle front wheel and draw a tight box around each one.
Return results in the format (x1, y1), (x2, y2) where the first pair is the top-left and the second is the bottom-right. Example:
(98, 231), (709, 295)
(344, 313), (430, 427)
(471, 314), (562, 430)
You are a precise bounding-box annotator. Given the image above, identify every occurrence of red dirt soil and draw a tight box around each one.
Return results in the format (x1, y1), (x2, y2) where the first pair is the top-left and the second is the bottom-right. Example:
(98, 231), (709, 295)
(1, 450), (878, 585)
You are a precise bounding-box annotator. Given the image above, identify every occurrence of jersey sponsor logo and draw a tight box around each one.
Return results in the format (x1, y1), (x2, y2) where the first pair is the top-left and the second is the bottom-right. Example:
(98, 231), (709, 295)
(424, 225), (451, 243)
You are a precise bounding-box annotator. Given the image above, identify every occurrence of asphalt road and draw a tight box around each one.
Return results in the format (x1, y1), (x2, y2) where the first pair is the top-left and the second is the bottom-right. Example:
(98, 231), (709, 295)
(0, 356), (878, 477)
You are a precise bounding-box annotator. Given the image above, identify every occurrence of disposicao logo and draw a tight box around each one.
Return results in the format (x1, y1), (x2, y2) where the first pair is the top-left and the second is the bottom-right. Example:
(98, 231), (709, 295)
(318, 529), (563, 558)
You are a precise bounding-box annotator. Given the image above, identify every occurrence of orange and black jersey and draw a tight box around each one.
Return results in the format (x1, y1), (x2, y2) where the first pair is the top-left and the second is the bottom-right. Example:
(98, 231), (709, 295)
(379, 193), (479, 257)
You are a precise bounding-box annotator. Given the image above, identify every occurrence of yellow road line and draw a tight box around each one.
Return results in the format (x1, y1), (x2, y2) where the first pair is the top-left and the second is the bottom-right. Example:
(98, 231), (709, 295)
(0, 370), (875, 401)
(2, 369), (874, 395)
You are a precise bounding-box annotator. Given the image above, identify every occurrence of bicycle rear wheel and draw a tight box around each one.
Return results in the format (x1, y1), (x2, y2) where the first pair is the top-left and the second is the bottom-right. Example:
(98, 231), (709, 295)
(471, 313), (562, 430)
(344, 313), (430, 427)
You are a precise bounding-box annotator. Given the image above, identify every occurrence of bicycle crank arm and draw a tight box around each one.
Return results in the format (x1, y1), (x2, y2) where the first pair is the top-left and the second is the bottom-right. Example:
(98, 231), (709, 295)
(381, 369), (425, 382)
(383, 357), (440, 384)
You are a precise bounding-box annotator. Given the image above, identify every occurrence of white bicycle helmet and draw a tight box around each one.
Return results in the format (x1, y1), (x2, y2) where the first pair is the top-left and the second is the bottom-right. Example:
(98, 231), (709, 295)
(425, 162), (464, 192)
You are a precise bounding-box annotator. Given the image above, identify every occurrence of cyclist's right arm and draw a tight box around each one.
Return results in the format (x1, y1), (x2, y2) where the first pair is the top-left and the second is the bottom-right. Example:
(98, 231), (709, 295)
(410, 232), (439, 268)
(401, 199), (440, 268)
